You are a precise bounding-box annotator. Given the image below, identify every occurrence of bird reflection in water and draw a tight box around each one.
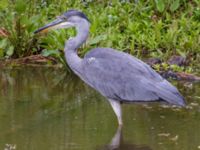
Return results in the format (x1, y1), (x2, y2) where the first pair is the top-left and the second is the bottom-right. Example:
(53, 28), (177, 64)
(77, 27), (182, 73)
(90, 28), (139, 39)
(97, 126), (152, 150)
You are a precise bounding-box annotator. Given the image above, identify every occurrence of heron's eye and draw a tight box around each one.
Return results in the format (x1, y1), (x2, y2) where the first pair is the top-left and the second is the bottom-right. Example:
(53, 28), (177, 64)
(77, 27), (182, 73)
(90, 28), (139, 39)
(61, 16), (68, 20)
(57, 15), (67, 21)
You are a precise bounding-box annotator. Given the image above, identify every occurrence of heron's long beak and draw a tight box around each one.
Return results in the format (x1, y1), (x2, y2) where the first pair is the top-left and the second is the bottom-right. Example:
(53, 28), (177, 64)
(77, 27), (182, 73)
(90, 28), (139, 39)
(34, 18), (74, 34)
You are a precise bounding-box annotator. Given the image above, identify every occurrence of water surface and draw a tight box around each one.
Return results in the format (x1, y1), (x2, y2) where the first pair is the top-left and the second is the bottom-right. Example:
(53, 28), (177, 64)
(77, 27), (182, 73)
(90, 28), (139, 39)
(0, 67), (200, 150)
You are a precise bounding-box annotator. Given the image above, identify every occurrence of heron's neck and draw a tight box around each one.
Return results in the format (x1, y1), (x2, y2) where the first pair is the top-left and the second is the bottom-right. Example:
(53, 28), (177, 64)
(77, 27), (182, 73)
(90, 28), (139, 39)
(64, 22), (89, 75)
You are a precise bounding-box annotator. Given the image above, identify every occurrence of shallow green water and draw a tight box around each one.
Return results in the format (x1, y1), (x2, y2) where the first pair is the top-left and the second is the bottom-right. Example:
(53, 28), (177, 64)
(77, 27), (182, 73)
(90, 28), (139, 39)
(0, 67), (200, 150)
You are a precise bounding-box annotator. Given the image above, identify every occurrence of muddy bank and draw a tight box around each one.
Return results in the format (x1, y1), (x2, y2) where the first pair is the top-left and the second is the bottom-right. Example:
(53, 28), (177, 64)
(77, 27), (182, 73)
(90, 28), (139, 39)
(0, 55), (60, 67)
(0, 54), (199, 82)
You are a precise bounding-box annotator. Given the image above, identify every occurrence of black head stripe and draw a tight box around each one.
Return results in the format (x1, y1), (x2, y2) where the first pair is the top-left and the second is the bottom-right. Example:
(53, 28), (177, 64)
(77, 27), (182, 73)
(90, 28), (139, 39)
(63, 10), (90, 22)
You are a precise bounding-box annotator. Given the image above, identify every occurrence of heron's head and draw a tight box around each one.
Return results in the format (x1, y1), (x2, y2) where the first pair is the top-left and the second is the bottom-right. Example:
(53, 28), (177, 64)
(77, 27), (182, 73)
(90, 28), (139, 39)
(34, 10), (90, 34)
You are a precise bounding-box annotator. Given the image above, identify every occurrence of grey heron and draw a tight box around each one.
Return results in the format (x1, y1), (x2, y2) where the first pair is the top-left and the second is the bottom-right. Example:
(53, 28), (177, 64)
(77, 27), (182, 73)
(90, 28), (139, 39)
(35, 10), (186, 126)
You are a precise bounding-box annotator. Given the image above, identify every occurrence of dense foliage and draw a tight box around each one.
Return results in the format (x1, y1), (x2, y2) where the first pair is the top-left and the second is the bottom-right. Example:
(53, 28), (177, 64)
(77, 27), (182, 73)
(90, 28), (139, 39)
(0, 0), (199, 69)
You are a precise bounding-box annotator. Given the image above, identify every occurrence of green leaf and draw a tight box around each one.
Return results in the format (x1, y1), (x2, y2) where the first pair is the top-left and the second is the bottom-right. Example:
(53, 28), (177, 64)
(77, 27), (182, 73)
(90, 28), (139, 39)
(88, 34), (107, 45)
(41, 49), (60, 57)
(15, 0), (26, 14)
(155, 0), (165, 12)
(0, 48), (4, 57)
(176, 49), (186, 57)
(0, 0), (8, 10)
(170, 0), (180, 12)
(6, 46), (14, 56)
(0, 39), (8, 49)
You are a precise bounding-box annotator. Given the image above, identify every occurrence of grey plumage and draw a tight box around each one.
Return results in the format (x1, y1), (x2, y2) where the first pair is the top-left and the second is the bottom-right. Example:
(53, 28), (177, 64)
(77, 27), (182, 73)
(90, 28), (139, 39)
(35, 10), (186, 125)
(63, 10), (90, 22)
(82, 48), (185, 106)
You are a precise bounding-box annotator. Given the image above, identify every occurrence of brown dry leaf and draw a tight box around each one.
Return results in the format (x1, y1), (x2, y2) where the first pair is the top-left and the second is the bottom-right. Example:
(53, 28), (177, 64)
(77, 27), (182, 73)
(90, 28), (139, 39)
(0, 28), (9, 37)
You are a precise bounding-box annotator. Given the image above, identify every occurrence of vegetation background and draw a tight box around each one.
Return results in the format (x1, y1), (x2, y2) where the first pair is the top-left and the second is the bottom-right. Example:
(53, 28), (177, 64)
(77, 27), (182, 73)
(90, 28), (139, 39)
(0, 0), (199, 74)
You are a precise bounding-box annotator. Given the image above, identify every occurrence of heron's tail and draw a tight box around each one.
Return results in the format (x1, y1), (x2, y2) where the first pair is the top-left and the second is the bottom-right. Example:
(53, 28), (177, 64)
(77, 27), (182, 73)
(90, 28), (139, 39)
(155, 80), (186, 107)
(159, 89), (186, 106)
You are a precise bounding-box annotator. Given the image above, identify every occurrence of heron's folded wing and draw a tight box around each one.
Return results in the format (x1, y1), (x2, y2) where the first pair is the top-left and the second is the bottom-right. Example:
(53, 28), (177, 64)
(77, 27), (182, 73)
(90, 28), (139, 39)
(82, 48), (185, 106)
(82, 56), (160, 102)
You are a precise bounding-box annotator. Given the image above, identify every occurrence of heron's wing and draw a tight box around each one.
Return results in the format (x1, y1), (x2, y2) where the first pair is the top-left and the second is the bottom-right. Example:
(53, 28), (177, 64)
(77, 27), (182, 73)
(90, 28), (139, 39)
(82, 48), (185, 106)
(84, 48), (162, 79)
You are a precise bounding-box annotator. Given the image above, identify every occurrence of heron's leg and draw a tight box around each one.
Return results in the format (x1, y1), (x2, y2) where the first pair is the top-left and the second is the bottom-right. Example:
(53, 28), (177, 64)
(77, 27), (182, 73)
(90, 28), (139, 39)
(108, 99), (123, 126)
(109, 125), (122, 149)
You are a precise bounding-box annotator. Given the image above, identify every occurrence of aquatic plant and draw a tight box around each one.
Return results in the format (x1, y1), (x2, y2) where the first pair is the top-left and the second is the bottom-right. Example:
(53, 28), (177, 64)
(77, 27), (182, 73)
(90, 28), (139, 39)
(0, 0), (199, 70)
